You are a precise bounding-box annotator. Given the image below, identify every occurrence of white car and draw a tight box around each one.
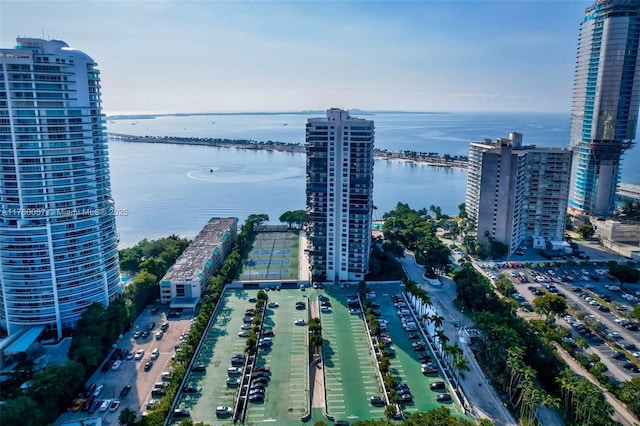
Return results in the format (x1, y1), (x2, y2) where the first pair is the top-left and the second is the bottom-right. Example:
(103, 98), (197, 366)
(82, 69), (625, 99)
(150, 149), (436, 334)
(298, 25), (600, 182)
(227, 367), (242, 375)
(241, 323), (252, 330)
(99, 399), (111, 412)
(216, 406), (233, 416)
(109, 400), (120, 412)
(93, 384), (104, 397)
(238, 331), (250, 337)
(111, 360), (122, 370)
(294, 319), (306, 326)
(150, 348), (160, 360)
(134, 350), (145, 360)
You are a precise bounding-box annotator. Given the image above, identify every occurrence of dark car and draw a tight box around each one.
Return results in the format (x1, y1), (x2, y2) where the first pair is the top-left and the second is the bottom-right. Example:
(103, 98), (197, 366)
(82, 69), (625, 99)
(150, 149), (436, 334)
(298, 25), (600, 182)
(84, 383), (96, 398)
(626, 324), (639, 331)
(111, 348), (121, 361)
(160, 322), (170, 331)
(151, 387), (166, 396)
(120, 384), (132, 396)
(249, 393), (264, 402)
(262, 330), (275, 337)
(253, 377), (269, 385)
(250, 382), (265, 390)
(436, 393), (452, 402)
(400, 393), (413, 402)
(147, 322), (156, 331)
(623, 362), (635, 370)
(430, 381), (446, 390)
(144, 360), (154, 371)
(612, 352), (626, 360)
(88, 399), (100, 414)
(370, 396), (385, 406)
(249, 388), (266, 395)
(101, 361), (113, 372)
(173, 409), (190, 418)
(408, 333), (420, 340)
(183, 385), (198, 393)
(192, 364), (206, 372)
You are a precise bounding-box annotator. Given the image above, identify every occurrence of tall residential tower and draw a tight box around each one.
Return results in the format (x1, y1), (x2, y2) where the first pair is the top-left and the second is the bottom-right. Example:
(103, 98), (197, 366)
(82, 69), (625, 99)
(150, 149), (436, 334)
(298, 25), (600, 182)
(306, 108), (374, 282)
(568, 0), (640, 217)
(466, 133), (572, 254)
(0, 38), (121, 340)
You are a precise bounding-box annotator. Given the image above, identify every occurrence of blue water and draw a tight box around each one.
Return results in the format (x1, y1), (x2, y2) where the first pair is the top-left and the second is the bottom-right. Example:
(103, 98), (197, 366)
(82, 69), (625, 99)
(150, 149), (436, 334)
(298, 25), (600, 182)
(106, 112), (640, 247)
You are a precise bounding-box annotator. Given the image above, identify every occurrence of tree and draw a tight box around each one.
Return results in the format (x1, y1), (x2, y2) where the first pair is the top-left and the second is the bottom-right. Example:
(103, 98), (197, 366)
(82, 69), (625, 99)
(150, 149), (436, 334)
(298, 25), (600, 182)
(532, 293), (567, 323)
(384, 404), (397, 422)
(0, 396), (45, 426)
(279, 210), (307, 229)
(452, 352), (470, 386)
(607, 261), (640, 291)
(574, 336), (589, 352)
(119, 407), (138, 425)
(633, 304), (640, 321)
(576, 223), (595, 239)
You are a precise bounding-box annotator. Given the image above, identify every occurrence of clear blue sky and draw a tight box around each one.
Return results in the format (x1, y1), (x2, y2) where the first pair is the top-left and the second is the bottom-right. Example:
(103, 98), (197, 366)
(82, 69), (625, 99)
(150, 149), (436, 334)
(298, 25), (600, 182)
(1, 0), (590, 114)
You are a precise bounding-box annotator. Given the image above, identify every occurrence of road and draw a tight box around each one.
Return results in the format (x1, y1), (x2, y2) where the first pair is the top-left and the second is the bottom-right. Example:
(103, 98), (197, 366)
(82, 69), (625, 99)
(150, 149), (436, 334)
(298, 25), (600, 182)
(398, 251), (518, 426)
(554, 343), (639, 426)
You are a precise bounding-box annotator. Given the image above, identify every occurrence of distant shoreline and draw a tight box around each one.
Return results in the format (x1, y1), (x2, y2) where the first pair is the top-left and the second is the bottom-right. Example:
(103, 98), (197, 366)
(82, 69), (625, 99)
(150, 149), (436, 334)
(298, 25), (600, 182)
(106, 110), (452, 120)
(107, 133), (469, 170)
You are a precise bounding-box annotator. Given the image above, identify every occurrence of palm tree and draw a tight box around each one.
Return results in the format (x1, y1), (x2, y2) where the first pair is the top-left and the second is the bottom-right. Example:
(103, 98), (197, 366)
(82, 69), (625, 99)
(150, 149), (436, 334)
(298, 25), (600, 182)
(430, 313), (444, 334)
(384, 404), (398, 423)
(452, 353), (470, 388)
(118, 407), (137, 426)
(434, 329), (449, 358)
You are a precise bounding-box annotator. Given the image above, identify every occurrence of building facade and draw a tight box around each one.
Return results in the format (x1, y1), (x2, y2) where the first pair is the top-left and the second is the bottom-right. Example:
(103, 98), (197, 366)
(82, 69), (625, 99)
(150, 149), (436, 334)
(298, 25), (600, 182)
(0, 38), (120, 339)
(568, 0), (640, 217)
(306, 108), (374, 282)
(466, 133), (571, 254)
(159, 218), (237, 308)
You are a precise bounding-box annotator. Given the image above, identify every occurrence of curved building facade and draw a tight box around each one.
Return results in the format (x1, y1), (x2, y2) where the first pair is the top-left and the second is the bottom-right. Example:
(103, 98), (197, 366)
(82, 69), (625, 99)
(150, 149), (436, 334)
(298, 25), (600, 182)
(0, 38), (120, 339)
(568, 0), (640, 216)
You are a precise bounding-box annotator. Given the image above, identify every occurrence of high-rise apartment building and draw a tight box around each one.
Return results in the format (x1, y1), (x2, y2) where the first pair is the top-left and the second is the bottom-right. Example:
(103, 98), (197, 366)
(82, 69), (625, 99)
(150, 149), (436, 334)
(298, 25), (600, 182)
(0, 38), (120, 340)
(306, 108), (374, 282)
(568, 0), (640, 217)
(466, 133), (571, 254)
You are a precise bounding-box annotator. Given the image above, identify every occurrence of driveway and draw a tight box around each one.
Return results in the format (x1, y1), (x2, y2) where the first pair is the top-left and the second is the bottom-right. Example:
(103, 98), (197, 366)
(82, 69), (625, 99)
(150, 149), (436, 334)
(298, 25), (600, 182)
(398, 251), (518, 426)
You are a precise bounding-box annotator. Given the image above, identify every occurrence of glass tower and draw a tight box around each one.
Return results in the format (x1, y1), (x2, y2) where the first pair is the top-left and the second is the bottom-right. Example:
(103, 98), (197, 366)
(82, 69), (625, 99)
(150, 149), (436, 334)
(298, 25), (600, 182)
(568, 0), (640, 217)
(0, 38), (121, 340)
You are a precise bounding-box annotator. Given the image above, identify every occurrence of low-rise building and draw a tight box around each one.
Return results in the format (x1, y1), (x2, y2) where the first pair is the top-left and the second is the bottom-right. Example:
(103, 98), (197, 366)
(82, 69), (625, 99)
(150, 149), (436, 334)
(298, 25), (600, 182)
(160, 218), (238, 308)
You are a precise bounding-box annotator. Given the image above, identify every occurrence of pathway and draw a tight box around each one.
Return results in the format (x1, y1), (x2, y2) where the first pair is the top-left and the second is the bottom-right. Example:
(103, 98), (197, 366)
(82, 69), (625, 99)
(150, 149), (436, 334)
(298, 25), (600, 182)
(399, 251), (518, 426)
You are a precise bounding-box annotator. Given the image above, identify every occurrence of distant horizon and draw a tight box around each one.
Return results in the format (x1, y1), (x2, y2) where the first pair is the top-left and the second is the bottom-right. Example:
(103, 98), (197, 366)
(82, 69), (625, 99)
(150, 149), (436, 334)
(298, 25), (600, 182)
(106, 109), (572, 119)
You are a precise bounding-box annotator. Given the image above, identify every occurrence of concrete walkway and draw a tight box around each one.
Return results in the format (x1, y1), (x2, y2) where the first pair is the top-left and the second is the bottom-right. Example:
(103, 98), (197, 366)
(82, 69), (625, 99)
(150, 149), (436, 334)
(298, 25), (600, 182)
(309, 299), (326, 409)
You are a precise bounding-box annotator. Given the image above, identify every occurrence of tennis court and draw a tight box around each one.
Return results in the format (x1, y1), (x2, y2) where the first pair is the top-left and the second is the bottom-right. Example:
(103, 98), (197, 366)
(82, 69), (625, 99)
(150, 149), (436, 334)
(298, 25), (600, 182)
(239, 231), (299, 281)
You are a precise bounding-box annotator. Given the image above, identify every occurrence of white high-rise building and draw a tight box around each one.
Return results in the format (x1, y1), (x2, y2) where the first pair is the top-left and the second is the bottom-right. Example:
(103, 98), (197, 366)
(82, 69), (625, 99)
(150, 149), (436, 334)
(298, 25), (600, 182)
(0, 38), (120, 340)
(306, 108), (374, 282)
(466, 133), (571, 254)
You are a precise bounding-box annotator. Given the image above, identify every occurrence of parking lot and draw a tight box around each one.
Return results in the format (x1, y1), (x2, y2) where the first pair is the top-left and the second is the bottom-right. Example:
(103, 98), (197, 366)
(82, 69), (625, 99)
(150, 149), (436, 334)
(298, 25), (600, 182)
(371, 283), (460, 416)
(321, 286), (385, 422)
(481, 262), (640, 383)
(245, 289), (309, 424)
(172, 288), (257, 425)
(55, 306), (194, 425)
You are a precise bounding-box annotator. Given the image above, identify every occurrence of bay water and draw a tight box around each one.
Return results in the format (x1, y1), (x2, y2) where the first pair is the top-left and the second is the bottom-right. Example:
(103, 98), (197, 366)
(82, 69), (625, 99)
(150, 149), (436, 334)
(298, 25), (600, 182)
(106, 112), (640, 247)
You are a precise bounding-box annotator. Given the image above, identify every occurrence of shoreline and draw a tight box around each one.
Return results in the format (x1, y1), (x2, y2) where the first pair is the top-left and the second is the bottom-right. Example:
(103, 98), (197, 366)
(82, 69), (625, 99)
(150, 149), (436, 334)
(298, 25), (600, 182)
(107, 133), (469, 170)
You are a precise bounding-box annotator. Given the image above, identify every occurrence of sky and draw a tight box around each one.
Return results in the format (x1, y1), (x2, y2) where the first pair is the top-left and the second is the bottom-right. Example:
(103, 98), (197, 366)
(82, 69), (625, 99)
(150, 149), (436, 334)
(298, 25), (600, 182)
(1, 0), (591, 114)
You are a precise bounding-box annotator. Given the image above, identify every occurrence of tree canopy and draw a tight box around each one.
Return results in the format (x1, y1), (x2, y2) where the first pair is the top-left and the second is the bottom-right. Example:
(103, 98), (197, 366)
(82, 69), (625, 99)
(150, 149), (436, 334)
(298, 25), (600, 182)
(278, 210), (307, 229)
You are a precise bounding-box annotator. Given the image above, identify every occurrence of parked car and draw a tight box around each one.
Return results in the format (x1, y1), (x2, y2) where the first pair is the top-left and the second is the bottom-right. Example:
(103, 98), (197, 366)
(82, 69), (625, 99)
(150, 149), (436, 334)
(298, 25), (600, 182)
(436, 393), (452, 402)
(216, 406), (233, 416)
(192, 364), (206, 372)
(109, 400), (120, 412)
(183, 385), (198, 393)
(144, 360), (154, 371)
(370, 395), (385, 406)
(249, 393), (264, 402)
(430, 381), (446, 390)
(173, 409), (190, 418)
(112, 360), (122, 370)
(120, 384), (132, 396)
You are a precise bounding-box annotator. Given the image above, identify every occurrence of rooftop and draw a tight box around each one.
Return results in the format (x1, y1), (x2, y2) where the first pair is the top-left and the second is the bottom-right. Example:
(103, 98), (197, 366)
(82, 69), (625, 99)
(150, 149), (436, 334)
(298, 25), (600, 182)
(162, 217), (237, 283)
